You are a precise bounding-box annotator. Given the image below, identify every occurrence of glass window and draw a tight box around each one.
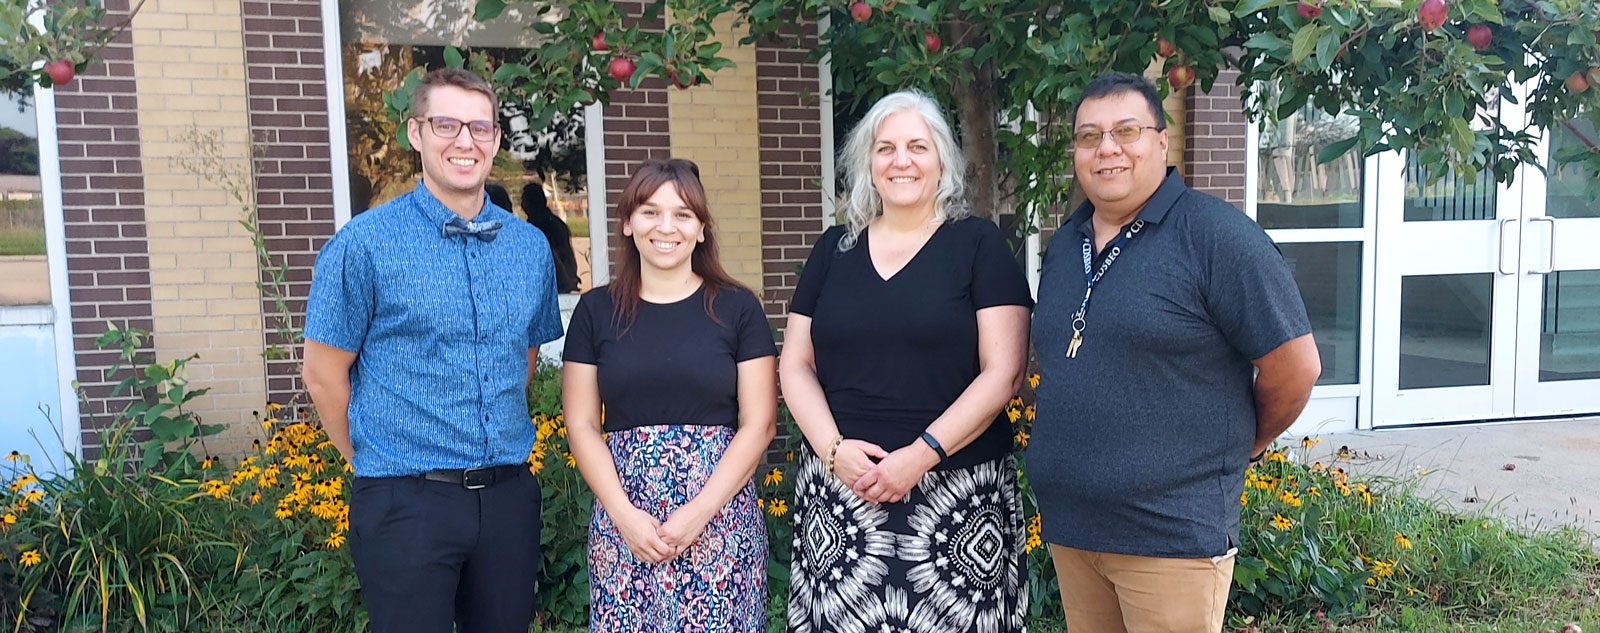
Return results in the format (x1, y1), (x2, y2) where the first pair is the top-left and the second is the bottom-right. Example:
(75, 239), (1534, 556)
(1398, 273), (1494, 390)
(341, 0), (591, 295)
(1402, 153), (1497, 222)
(1539, 269), (1600, 382)
(1403, 97), (1500, 222)
(1256, 88), (1362, 229)
(1546, 115), (1598, 219)
(1280, 242), (1362, 385)
(0, 90), (47, 306)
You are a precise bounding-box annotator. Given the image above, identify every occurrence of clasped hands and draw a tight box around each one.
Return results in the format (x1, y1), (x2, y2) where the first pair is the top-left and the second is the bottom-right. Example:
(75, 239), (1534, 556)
(611, 500), (714, 564)
(832, 438), (939, 504)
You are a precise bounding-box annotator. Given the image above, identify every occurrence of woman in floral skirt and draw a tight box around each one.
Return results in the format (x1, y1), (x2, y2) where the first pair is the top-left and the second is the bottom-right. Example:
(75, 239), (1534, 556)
(563, 159), (776, 632)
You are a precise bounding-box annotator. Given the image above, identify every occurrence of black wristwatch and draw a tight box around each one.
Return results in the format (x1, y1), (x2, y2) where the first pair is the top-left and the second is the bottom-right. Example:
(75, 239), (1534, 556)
(920, 432), (948, 463)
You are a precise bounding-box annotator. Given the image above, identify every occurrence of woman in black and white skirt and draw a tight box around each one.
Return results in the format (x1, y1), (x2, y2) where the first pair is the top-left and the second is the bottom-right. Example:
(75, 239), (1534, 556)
(778, 90), (1033, 633)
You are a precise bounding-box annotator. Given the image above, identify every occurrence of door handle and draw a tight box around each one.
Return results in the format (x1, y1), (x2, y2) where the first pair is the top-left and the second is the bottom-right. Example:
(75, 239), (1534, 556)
(1529, 216), (1555, 274)
(1497, 218), (1516, 275)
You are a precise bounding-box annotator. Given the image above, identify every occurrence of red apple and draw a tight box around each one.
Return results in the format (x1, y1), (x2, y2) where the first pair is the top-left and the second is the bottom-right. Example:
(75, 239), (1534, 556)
(924, 32), (941, 52)
(1567, 71), (1590, 94)
(592, 32), (609, 52)
(668, 69), (694, 89)
(1417, 0), (1447, 31)
(43, 59), (74, 86)
(608, 57), (635, 82)
(850, 1), (871, 22)
(1156, 37), (1177, 58)
(1561, 624), (1581, 633)
(1167, 64), (1195, 91)
(1297, 1), (1323, 19)
(1466, 25), (1491, 51)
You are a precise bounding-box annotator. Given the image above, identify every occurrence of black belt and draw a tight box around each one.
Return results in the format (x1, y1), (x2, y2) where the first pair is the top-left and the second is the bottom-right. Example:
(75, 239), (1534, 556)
(420, 464), (526, 490)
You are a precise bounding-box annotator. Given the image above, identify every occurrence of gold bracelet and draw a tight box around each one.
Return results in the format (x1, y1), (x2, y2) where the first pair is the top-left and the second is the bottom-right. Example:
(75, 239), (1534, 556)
(825, 434), (844, 477)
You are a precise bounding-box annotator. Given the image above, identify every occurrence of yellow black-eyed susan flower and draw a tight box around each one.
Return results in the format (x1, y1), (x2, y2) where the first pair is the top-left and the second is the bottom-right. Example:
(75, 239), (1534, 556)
(1270, 514), (1294, 531)
(766, 499), (788, 517)
(19, 550), (40, 567)
(1394, 532), (1413, 549)
(763, 468), (784, 487)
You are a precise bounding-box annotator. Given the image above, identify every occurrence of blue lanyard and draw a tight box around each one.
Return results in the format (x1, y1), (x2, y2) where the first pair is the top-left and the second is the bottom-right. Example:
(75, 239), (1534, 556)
(1074, 219), (1145, 320)
(1066, 219), (1144, 357)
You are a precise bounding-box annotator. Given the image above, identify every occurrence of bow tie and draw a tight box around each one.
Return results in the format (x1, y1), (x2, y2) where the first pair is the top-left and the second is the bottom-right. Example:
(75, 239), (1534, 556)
(442, 217), (502, 242)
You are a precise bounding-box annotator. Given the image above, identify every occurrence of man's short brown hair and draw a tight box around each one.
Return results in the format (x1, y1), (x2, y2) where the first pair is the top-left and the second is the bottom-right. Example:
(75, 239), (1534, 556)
(410, 68), (498, 119)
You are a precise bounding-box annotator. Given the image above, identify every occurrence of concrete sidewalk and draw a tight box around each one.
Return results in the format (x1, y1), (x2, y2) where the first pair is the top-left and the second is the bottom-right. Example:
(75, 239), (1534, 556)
(1292, 417), (1600, 544)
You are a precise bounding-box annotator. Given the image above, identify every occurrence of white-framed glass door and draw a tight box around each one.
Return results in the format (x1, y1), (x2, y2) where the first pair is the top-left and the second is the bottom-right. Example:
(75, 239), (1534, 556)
(1514, 111), (1600, 416)
(1246, 95), (1376, 435)
(1371, 98), (1523, 426)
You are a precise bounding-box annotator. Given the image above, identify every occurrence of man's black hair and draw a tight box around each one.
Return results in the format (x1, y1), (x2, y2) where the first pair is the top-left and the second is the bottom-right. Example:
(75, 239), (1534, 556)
(1070, 72), (1166, 131)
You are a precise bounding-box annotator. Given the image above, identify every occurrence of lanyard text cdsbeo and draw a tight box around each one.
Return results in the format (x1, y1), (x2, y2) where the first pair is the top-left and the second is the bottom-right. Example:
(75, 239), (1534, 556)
(1067, 219), (1145, 358)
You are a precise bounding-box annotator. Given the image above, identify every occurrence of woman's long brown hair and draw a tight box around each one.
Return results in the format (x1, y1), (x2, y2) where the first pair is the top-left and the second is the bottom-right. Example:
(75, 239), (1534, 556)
(609, 158), (748, 332)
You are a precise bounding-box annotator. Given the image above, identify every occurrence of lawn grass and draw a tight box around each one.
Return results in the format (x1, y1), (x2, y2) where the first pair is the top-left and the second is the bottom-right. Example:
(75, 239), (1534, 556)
(0, 227), (44, 255)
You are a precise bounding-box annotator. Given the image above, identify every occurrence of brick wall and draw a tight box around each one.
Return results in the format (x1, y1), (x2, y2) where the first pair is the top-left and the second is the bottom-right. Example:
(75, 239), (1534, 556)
(600, 1), (672, 276)
(756, 22), (825, 336)
(131, 0), (266, 454)
(55, 0), (155, 452)
(667, 15), (764, 293)
(242, 0), (337, 412)
(1184, 69), (1248, 208)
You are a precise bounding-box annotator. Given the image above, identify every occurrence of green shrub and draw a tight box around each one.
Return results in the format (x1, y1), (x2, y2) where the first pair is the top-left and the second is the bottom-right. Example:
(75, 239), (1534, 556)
(1, 421), (234, 632)
(1232, 440), (1597, 622)
(196, 411), (365, 633)
(6, 343), (1595, 631)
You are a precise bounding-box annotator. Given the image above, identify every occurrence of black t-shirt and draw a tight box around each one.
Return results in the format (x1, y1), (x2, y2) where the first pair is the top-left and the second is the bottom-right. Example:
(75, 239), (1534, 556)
(563, 284), (776, 433)
(791, 216), (1033, 469)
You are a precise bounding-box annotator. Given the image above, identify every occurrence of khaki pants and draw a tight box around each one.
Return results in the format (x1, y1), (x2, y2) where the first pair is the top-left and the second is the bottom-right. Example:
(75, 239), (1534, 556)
(1049, 544), (1235, 633)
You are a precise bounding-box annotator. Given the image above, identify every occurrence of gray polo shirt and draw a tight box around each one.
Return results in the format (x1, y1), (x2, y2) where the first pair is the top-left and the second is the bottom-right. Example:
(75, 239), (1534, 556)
(1027, 168), (1311, 558)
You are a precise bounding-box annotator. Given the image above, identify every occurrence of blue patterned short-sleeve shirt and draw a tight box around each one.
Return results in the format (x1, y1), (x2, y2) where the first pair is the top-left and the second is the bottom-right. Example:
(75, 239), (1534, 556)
(305, 181), (563, 477)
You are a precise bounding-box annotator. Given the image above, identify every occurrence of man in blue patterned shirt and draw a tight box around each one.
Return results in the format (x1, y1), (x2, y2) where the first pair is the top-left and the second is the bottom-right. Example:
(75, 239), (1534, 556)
(303, 68), (562, 633)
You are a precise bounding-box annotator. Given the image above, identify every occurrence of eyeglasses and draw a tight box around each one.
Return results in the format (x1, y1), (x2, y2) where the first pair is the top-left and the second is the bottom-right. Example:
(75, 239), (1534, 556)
(414, 116), (499, 142)
(1072, 125), (1161, 150)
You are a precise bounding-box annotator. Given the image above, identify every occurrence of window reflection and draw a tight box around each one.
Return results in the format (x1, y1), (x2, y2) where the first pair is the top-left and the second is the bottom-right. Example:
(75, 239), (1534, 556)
(0, 91), (47, 306)
(1256, 90), (1362, 229)
(341, 0), (591, 293)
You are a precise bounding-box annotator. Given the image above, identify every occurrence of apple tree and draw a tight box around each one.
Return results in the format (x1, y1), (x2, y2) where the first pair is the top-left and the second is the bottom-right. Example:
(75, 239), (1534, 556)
(450, 0), (1600, 222)
(0, 0), (144, 93)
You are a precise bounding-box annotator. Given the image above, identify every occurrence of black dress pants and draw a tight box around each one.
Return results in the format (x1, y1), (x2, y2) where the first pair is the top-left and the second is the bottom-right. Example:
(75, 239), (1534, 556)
(349, 469), (542, 633)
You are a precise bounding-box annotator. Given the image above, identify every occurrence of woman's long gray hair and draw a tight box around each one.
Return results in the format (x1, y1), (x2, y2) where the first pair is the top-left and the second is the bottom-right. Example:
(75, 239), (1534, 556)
(836, 90), (969, 252)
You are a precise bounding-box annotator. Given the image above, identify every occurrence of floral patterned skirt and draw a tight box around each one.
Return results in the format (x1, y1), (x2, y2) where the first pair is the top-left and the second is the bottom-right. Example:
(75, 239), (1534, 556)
(787, 446), (1028, 633)
(589, 424), (767, 633)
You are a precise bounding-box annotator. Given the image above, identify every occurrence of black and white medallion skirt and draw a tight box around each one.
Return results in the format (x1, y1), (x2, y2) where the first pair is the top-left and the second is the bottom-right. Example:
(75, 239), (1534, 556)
(786, 446), (1028, 633)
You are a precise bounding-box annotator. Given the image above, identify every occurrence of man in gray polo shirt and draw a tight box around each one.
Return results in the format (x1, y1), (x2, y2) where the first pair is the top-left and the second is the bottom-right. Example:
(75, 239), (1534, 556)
(1029, 72), (1322, 633)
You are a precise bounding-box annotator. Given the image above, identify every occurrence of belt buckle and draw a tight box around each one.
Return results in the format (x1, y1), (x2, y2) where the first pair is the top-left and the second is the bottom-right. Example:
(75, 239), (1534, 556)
(461, 467), (490, 490)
